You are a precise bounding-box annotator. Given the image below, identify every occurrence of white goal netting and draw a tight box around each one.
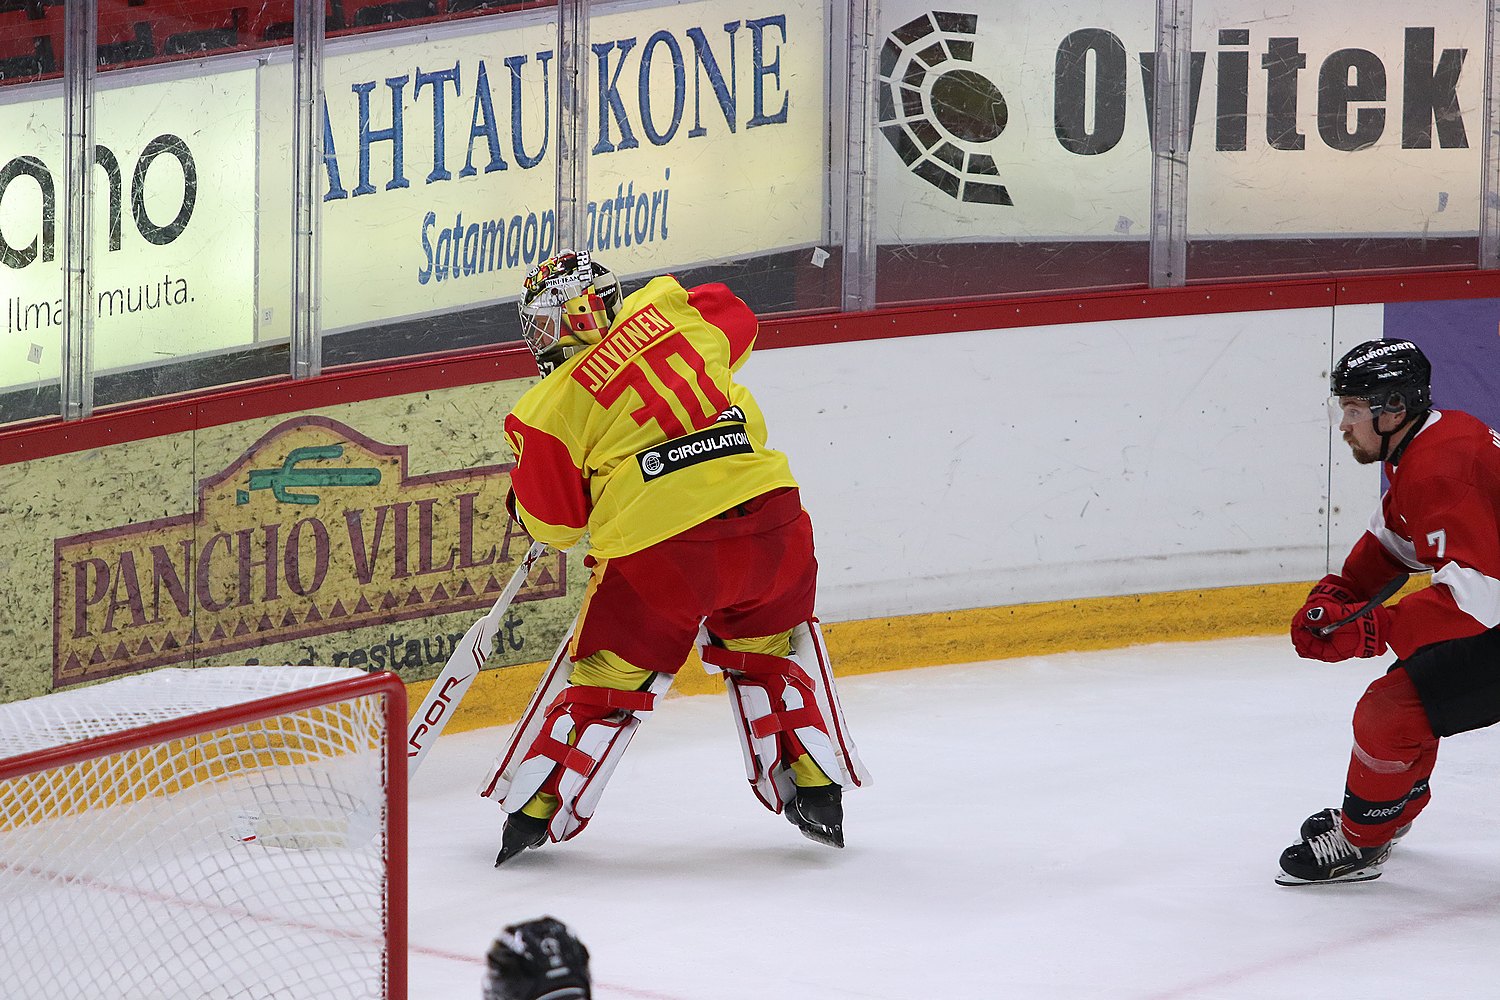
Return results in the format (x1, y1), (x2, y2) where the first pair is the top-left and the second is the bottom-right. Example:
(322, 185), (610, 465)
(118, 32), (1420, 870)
(0, 665), (405, 1000)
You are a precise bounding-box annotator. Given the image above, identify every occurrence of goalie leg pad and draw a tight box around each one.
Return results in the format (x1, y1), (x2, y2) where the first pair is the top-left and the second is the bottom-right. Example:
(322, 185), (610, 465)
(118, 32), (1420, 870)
(790, 619), (871, 789)
(477, 630), (576, 804)
(496, 673), (674, 843)
(722, 673), (798, 811)
(702, 619), (870, 813)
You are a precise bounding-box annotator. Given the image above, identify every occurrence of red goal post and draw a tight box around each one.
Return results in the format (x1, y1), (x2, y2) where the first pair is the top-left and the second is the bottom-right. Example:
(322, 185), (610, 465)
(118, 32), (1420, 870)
(0, 666), (407, 1000)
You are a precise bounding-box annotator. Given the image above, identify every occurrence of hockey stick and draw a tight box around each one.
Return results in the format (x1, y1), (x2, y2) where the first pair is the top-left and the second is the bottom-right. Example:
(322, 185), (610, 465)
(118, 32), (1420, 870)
(1312, 573), (1409, 637)
(406, 540), (548, 778)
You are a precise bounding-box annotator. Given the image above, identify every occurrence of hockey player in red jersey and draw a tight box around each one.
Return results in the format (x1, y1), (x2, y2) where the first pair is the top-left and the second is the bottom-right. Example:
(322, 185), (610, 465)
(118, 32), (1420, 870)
(478, 250), (869, 866)
(1278, 338), (1500, 885)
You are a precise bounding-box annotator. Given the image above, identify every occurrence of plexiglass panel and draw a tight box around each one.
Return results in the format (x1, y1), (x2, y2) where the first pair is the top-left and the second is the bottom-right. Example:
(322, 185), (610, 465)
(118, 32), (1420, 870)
(317, 4), (558, 370)
(4, 0), (1499, 426)
(1186, 0), (1484, 281)
(90, 55), (282, 406)
(873, 0), (1155, 304)
(585, 0), (839, 318)
(72, 0), (296, 408)
(0, 5), (63, 423)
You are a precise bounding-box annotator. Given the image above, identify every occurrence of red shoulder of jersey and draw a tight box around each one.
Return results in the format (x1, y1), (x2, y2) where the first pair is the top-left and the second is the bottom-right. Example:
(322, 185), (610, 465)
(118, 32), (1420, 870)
(687, 282), (758, 367)
(1387, 411), (1500, 574)
(1396, 411), (1495, 483)
(503, 412), (589, 533)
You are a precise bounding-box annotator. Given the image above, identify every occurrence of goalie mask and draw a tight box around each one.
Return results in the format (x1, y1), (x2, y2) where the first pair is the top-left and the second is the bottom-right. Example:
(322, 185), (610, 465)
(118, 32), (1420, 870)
(518, 250), (622, 376)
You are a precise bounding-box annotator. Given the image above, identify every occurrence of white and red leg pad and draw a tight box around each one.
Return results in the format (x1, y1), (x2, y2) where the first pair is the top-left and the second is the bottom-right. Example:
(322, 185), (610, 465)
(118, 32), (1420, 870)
(477, 630), (576, 805)
(700, 619), (870, 814)
(789, 619), (871, 789)
(527, 678), (671, 842)
(479, 656), (673, 843)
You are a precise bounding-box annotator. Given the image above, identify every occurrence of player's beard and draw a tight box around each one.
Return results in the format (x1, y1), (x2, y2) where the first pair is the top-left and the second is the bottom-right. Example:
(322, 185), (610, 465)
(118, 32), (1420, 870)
(1345, 433), (1380, 465)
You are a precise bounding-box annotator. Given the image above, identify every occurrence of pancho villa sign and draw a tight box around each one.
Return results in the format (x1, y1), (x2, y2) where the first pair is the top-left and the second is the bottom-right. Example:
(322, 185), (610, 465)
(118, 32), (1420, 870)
(52, 415), (565, 686)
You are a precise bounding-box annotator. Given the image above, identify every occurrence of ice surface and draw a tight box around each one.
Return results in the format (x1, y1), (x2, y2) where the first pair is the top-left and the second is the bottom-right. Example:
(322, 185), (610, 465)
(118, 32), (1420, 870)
(408, 636), (1500, 999)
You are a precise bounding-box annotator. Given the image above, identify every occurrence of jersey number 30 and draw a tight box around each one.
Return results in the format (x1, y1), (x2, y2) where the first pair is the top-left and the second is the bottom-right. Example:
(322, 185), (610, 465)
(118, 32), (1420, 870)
(593, 334), (730, 438)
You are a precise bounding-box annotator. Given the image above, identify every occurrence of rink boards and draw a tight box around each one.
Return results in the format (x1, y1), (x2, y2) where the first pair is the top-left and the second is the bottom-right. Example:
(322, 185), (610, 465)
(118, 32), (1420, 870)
(1, 277), (1498, 713)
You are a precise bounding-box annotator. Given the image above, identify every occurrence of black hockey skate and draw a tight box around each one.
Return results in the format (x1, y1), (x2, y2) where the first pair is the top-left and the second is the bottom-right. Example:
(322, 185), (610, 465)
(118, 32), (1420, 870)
(1299, 807), (1412, 844)
(1276, 826), (1391, 886)
(785, 784), (844, 849)
(494, 811), (548, 868)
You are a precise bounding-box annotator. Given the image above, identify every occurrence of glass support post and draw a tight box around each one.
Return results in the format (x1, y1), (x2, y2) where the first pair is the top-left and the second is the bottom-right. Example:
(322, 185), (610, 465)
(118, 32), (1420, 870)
(839, 0), (877, 312)
(291, 0), (326, 379)
(1149, 0), (1192, 287)
(61, 0), (98, 420)
(556, 0), (589, 254)
(1482, 0), (1500, 269)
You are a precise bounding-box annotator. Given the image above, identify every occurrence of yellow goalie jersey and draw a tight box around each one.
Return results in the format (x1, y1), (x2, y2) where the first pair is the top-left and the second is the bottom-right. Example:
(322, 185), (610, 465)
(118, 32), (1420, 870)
(504, 275), (798, 558)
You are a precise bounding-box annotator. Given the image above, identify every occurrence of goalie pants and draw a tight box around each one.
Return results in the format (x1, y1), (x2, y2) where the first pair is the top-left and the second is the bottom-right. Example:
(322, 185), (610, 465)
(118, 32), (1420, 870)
(517, 487), (826, 818)
(1341, 625), (1500, 847)
(570, 487), (817, 674)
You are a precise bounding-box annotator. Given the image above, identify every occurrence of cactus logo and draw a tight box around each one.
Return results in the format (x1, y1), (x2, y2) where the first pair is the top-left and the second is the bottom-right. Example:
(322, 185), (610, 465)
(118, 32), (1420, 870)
(877, 11), (1012, 205)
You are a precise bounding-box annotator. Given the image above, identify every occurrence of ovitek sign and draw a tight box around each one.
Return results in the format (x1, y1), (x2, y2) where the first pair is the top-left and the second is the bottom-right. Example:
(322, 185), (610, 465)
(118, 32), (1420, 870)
(875, 2), (1480, 240)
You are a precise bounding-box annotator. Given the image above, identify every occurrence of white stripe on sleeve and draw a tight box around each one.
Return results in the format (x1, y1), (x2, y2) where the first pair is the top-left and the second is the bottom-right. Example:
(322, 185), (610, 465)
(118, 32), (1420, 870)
(1367, 505), (1428, 572)
(1431, 562), (1500, 629)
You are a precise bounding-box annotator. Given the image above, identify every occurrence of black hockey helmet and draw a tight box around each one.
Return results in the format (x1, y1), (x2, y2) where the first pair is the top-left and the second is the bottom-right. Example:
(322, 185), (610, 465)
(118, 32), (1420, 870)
(483, 916), (591, 1000)
(1330, 339), (1432, 416)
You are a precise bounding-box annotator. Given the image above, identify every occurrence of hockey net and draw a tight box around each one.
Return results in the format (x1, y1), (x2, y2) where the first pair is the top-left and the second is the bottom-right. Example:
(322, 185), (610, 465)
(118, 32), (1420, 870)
(0, 665), (407, 1000)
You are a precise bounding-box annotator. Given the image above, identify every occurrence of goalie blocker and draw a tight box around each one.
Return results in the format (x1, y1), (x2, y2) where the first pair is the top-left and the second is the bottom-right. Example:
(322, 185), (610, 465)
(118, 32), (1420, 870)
(477, 618), (867, 861)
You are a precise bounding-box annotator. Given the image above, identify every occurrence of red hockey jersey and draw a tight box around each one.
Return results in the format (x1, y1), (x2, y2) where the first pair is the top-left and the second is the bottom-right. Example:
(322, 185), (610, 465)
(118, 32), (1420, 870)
(1340, 410), (1500, 658)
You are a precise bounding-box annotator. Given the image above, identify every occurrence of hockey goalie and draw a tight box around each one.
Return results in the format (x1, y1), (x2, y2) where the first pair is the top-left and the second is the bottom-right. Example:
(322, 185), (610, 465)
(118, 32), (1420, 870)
(477, 250), (870, 867)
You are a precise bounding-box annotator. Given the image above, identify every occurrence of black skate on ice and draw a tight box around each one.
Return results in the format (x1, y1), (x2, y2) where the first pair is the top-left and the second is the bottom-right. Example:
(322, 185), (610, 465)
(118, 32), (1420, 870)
(1299, 807), (1412, 844)
(494, 812), (548, 868)
(1276, 826), (1391, 886)
(785, 784), (844, 849)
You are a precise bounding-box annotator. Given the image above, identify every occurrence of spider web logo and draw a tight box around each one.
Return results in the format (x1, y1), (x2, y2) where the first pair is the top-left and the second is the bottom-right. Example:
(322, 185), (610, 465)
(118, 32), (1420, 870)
(877, 11), (1012, 205)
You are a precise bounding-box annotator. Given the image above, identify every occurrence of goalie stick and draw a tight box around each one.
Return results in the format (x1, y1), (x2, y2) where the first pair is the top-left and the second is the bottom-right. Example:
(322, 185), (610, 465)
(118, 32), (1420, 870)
(1311, 573), (1410, 638)
(406, 540), (548, 778)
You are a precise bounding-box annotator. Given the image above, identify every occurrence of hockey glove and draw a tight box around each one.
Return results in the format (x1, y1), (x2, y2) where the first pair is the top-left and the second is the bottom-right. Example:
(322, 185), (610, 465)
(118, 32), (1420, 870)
(1291, 599), (1391, 662)
(1289, 576), (1357, 649)
(483, 916), (591, 1000)
(1296, 575), (1361, 614)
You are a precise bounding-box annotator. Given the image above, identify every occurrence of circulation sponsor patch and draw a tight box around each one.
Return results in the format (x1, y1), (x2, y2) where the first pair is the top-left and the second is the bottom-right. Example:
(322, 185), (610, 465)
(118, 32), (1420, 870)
(637, 420), (753, 481)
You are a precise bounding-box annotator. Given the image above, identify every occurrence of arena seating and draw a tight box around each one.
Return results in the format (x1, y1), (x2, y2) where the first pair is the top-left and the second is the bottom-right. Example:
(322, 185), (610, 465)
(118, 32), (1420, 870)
(0, 3), (56, 81)
(0, 0), (536, 85)
(244, 0), (343, 42)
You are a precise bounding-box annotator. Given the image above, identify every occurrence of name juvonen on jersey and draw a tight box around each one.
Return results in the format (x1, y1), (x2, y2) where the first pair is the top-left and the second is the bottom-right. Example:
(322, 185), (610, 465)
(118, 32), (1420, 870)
(570, 304), (676, 396)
